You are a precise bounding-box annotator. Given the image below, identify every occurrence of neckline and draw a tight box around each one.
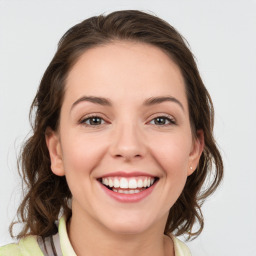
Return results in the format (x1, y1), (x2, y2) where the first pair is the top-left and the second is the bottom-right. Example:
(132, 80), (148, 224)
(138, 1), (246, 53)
(57, 215), (190, 256)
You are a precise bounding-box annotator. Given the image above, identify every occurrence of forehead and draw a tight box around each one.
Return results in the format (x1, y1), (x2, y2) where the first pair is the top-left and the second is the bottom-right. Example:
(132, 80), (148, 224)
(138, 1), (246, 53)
(64, 41), (187, 109)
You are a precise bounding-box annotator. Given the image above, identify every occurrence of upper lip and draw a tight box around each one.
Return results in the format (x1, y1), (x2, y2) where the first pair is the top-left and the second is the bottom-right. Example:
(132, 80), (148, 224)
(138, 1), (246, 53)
(98, 171), (157, 178)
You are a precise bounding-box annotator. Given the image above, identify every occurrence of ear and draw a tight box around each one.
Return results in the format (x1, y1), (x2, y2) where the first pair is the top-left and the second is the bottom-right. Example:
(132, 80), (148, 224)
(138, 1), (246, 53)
(45, 127), (65, 176)
(187, 130), (205, 176)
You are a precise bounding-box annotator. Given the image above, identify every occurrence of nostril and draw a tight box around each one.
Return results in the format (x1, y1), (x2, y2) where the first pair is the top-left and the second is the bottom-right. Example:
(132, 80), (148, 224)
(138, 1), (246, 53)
(114, 153), (142, 160)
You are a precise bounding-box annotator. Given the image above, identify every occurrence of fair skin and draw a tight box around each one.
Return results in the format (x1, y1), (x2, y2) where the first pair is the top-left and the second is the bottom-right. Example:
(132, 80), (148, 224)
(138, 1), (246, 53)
(46, 41), (204, 256)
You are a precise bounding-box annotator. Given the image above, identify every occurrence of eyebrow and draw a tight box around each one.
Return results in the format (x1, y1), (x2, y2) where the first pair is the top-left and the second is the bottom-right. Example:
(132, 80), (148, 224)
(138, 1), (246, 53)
(71, 95), (184, 111)
(144, 96), (184, 111)
(71, 96), (112, 111)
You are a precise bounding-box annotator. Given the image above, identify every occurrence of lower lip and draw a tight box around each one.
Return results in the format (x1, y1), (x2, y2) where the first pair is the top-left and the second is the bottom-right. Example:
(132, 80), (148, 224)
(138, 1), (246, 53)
(99, 181), (158, 203)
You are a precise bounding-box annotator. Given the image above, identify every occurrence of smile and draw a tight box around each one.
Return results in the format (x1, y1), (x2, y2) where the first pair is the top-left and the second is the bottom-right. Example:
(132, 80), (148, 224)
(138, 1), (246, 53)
(99, 176), (158, 195)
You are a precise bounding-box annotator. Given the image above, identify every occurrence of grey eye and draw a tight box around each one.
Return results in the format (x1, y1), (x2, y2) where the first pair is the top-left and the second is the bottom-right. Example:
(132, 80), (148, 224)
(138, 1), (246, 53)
(83, 117), (105, 125)
(150, 116), (174, 125)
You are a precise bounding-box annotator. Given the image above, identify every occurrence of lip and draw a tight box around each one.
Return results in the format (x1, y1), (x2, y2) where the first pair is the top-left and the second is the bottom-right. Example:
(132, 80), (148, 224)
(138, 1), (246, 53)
(98, 178), (158, 203)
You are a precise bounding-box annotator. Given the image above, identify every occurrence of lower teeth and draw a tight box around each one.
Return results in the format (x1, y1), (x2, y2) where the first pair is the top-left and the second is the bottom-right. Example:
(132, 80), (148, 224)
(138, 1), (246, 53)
(112, 188), (146, 194)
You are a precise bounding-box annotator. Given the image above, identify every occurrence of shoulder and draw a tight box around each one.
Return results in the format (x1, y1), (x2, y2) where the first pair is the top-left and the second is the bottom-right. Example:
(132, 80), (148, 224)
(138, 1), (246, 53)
(0, 243), (21, 256)
(0, 236), (44, 256)
(172, 236), (192, 256)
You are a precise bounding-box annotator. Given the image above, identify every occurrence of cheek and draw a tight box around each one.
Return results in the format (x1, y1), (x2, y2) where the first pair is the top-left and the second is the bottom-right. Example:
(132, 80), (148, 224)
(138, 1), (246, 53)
(60, 133), (107, 176)
(60, 133), (108, 201)
(146, 135), (191, 214)
(149, 133), (191, 178)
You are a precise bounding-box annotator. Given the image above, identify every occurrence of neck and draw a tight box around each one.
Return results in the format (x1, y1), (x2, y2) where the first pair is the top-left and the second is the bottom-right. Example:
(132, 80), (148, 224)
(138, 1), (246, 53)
(67, 202), (174, 256)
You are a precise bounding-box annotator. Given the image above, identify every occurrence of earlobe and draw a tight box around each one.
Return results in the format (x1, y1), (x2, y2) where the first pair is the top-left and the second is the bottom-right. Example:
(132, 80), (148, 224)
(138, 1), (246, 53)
(45, 127), (65, 176)
(187, 130), (205, 176)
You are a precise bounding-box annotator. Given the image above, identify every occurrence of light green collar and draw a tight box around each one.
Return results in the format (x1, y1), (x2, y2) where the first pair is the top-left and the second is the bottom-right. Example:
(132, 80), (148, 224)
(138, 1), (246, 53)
(58, 216), (77, 256)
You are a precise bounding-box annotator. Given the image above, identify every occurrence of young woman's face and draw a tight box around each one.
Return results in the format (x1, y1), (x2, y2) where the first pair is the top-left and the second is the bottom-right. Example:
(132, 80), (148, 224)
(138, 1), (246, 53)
(47, 41), (203, 235)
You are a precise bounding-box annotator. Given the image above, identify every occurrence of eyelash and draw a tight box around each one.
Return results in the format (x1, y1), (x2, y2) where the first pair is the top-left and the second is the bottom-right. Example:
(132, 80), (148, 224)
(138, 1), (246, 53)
(79, 114), (176, 127)
(80, 115), (106, 127)
(148, 115), (176, 126)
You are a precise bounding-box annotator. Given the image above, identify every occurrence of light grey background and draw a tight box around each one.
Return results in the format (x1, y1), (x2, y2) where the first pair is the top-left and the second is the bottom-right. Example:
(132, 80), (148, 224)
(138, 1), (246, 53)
(0, 0), (256, 255)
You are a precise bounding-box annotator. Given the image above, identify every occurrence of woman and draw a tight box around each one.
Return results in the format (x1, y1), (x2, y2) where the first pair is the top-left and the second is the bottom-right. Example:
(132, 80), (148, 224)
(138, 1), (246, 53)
(0, 10), (223, 256)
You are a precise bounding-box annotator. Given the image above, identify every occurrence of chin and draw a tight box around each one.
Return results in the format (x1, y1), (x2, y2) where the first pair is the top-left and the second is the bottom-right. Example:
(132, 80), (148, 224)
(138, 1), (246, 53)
(106, 222), (150, 235)
(100, 212), (158, 235)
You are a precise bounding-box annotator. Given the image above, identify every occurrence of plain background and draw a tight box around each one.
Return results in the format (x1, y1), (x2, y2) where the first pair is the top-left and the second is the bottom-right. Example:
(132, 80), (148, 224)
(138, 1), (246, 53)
(0, 0), (256, 255)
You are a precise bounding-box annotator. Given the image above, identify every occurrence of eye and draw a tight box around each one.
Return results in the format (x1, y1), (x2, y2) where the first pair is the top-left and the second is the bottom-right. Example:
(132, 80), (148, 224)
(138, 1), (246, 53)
(149, 116), (176, 126)
(81, 116), (106, 126)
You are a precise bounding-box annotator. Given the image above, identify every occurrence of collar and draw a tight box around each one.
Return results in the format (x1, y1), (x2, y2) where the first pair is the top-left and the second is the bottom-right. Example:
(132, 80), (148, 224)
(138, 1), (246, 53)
(58, 215), (77, 256)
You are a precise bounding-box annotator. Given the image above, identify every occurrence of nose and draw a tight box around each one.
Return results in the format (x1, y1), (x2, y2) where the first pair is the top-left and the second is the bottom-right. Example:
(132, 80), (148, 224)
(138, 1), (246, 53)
(109, 122), (147, 161)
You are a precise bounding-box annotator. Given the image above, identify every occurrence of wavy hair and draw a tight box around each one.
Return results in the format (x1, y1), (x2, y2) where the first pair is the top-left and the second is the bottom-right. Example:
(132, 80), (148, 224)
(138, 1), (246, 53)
(10, 10), (223, 240)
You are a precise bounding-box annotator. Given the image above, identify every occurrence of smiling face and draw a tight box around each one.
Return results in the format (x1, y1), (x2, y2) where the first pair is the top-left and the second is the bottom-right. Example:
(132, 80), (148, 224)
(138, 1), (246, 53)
(46, 41), (203, 235)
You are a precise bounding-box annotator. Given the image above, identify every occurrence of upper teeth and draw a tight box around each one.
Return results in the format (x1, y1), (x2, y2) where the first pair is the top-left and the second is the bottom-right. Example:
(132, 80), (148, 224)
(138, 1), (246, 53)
(101, 177), (155, 189)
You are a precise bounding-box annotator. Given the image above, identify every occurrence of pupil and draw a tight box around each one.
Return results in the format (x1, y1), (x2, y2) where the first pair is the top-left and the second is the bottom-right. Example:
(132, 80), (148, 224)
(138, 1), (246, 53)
(155, 117), (165, 125)
(90, 117), (101, 125)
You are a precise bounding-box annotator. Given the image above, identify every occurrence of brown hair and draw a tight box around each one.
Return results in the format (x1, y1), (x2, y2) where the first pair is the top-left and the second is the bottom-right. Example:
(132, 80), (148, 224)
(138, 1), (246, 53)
(10, 10), (223, 240)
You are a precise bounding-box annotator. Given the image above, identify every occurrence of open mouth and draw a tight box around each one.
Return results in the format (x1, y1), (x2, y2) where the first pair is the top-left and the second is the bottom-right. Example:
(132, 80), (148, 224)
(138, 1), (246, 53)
(98, 176), (159, 194)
